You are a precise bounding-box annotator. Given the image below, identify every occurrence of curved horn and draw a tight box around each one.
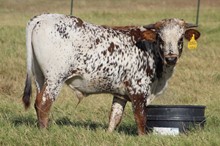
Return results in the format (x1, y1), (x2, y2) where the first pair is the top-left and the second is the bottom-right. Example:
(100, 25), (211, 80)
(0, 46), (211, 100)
(185, 23), (198, 28)
(144, 21), (163, 30)
(143, 24), (155, 29)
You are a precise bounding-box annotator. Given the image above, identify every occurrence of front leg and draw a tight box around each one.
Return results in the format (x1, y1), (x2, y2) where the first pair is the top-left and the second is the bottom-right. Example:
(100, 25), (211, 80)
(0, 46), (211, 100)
(108, 96), (127, 132)
(131, 94), (147, 135)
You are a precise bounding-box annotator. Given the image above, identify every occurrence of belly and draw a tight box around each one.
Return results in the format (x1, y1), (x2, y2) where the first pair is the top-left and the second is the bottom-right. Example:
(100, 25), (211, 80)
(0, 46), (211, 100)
(66, 75), (127, 95)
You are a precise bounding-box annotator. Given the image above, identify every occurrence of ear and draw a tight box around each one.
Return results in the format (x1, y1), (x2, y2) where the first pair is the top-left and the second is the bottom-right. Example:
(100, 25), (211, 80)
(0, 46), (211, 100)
(141, 30), (157, 42)
(184, 29), (201, 41)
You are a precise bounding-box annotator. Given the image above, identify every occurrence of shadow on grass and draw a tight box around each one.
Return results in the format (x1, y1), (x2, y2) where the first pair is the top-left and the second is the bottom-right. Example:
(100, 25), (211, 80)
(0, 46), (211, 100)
(117, 123), (137, 136)
(10, 116), (137, 135)
(55, 117), (106, 131)
(55, 117), (137, 135)
(11, 116), (37, 127)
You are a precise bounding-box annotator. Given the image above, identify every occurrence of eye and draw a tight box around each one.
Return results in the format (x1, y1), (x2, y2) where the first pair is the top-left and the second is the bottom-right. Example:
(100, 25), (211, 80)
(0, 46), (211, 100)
(178, 37), (184, 50)
(179, 37), (183, 43)
(158, 37), (164, 49)
(158, 37), (163, 43)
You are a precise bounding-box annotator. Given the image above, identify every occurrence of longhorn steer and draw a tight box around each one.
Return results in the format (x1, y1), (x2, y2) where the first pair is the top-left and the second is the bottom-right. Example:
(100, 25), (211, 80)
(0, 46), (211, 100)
(23, 13), (200, 135)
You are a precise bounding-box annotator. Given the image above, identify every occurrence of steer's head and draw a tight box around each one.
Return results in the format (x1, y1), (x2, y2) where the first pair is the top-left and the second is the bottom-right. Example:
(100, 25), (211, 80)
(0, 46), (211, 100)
(143, 18), (200, 65)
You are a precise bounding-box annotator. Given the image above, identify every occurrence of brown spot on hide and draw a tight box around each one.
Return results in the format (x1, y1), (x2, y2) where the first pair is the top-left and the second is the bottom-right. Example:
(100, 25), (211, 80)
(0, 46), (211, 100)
(71, 70), (77, 74)
(108, 42), (115, 55)
(130, 29), (142, 42)
(76, 18), (84, 27)
(96, 38), (100, 44)
(105, 25), (157, 43)
(97, 64), (103, 71)
(146, 67), (153, 76)
(141, 30), (156, 42)
(112, 26), (155, 42)
(102, 50), (107, 56)
(124, 80), (131, 87)
(109, 62), (117, 67)
(108, 25), (143, 42)
(137, 79), (141, 85)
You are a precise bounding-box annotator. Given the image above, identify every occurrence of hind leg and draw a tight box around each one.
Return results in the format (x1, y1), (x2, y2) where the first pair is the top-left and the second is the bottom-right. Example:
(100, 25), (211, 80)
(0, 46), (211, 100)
(33, 65), (51, 128)
(33, 56), (45, 94)
(108, 96), (127, 132)
(34, 83), (53, 128)
(34, 80), (63, 128)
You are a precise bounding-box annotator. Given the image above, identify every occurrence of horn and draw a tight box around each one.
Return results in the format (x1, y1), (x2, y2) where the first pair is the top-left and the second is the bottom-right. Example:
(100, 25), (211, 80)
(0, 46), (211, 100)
(185, 23), (198, 28)
(143, 24), (155, 29)
(144, 21), (164, 30)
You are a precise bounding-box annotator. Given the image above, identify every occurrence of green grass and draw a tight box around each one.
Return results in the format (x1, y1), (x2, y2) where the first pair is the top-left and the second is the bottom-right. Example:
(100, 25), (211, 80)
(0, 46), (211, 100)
(1, 0), (220, 145)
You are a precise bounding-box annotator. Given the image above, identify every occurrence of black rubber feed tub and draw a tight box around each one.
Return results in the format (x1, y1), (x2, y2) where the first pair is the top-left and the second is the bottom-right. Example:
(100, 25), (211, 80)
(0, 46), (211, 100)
(146, 105), (206, 135)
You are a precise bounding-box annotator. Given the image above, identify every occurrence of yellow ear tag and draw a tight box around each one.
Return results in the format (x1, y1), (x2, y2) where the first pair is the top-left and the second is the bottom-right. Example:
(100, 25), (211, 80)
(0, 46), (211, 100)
(187, 34), (197, 50)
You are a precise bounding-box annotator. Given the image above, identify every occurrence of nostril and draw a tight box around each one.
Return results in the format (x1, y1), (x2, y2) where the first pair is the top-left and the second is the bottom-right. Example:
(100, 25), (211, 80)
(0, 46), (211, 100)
(165, 57), (177, 65)
(166, 57), (177, 62)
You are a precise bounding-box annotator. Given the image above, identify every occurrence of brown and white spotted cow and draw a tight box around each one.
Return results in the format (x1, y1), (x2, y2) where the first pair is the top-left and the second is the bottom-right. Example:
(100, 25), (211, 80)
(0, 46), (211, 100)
(22, 13), (200, 135)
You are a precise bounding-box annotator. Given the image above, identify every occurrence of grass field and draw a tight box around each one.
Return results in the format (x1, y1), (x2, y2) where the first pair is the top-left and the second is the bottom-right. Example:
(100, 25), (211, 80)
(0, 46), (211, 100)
(1, 0), (220, 145)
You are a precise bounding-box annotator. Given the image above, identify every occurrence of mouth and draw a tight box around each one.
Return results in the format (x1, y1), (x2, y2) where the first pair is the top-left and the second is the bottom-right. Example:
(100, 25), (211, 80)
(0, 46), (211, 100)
(164, 55), (178, 65)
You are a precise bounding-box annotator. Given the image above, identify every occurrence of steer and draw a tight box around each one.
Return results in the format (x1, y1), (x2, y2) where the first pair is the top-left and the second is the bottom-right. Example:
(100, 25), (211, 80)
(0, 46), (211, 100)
(23, 13), (200, 135)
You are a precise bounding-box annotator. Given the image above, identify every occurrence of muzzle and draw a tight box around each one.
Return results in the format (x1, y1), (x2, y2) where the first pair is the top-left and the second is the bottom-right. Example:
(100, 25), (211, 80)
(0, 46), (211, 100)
(164, 55), (178, 65)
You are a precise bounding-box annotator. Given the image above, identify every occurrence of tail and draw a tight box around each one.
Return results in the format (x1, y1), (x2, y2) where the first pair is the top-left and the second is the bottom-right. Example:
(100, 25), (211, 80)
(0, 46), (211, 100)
(22, 17), (36, 109)
(23, 74), (32, 109)
(22, 14), (49, 109)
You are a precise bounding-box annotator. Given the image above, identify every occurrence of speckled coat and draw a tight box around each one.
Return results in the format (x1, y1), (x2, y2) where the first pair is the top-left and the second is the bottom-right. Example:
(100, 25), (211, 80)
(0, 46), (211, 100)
(22, 13), (200, 135)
